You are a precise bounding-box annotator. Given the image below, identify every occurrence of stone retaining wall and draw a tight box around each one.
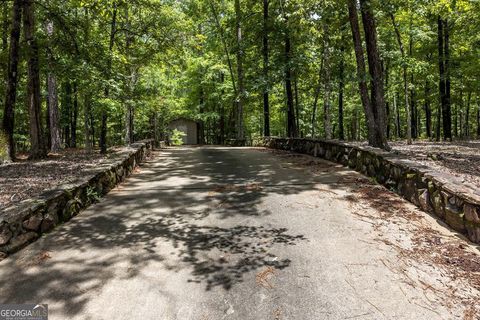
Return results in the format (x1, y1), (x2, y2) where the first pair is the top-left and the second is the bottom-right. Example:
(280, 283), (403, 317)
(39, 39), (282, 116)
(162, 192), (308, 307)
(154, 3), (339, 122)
(254, 137), (480, 244)
(0, 140), (155, 259)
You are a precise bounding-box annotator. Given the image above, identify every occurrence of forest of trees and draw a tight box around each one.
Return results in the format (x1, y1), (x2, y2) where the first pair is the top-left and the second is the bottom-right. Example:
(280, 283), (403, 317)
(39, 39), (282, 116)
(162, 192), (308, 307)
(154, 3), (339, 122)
(1, 0), (480, 161)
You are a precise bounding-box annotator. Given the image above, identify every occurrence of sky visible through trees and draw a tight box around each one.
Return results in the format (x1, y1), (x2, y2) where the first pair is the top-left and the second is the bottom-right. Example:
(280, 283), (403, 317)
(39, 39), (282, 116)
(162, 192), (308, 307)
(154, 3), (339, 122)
(1, 0), (480, 160)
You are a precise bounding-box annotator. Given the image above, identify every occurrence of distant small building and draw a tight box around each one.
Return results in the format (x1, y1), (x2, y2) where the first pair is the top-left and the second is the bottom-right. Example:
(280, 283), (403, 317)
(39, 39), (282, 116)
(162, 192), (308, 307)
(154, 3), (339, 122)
(168, 118), (199, 145)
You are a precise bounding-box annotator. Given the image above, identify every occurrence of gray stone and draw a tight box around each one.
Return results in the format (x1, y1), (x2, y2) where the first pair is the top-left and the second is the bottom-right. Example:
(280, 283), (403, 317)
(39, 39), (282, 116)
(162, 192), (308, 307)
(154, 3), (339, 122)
(63, 199), (82, 220)
(444, 203), (465, 233)
(22, 213), (43, 231)
(1, 232), (38, 253)
(0, 226), (12, 246)
(464, 204), (480, 223)
(418, 189), (432, 213)
(41, 212), (59, 233)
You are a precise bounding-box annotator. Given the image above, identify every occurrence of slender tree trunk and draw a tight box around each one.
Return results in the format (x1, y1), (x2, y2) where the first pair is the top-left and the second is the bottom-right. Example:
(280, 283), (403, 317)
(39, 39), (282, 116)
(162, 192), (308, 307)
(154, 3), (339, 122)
(100, 1), (117, 153)
(235, 0), (245, 142)
(424, 80), (432, 138)
(394, 92), (401, 138)
(72, 82), (78, 147)
(477, 97), (480, 138)
(23, 0), (46, 159)
(322, 23), (332, 140)
(47, 71), (60, 152)
(294, 75), (301, 136)
(409, 18), (417, 139)
(338, 46), (345, 140)
(384, 61), (390, 139)
(465, 91), (471, 138)
(83, 7), (92, 153)
(390, 13), (411, 144)
(1, 1), (9, 86)
(219, 72), (225, 144)
(438, 17), (452, 140)
(2, 0), (22, 161)
(444, 19), (452, 140)
(63, 82), (72, 147)
(347, 0), (375, 145)
(262, 0), (270, 137)
(311, 44), (325, 138)
(45, 21), (61, 153)
(84, 94), (92, 152)
(284, 15), (297, 138)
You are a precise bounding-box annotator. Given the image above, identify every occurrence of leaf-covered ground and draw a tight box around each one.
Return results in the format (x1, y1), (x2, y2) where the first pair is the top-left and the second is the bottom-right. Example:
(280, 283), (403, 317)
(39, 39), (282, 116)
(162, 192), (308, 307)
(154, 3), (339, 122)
(389, 141), (480, 188)
(0, 148), (130, 210)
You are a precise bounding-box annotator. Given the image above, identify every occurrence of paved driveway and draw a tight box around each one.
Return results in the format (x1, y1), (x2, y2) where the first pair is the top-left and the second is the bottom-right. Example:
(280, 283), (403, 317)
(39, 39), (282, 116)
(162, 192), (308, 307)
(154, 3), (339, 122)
(0, 146), (478, 319)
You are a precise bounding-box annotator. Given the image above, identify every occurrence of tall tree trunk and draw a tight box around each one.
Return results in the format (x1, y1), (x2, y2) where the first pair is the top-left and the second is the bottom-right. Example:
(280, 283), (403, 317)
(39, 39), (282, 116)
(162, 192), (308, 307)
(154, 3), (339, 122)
(47, 74), (61, 152)
(390, 13), (412, 144)
(284, 15), (297, 138)
(394, 92), (401, 138)
(347, 0), (376, 146)
(219, 72), (225, 144)
(294, 75), (301, 136)
(311, 44), (325, 138)
(234, 0), (245, 142)
(2, 0), (22, 161)
(477, 97), (480, 138)
(424, 80), (432, 138)
(384, 61), (390, 139)
(84, 94), (92, 152)
(444, 18), (452, 140)
(100, 1), (117, 153)
(72, 82), (78, 147)
(338, 45), (345, 140)
(63, 82), (72, 147)
(361, 0), (390, 150)
(23, 0), (46, 159)
(262, 0), (270, 137)
(46, 21), (61, 153)
(83, 7), (92, 153)
(465, 91), (471, 138)
(438, 17), (452, 140)
(1, 1), (9, 86)
(322, 23), (332, 140)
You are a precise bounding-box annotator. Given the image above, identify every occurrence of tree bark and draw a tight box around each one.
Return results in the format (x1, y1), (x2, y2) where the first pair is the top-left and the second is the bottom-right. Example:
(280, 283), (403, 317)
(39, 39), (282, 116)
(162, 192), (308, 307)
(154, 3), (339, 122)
(438, 16), (452, 140)
(100, 1), (117, 153)
(347, 0), (375, 145)
(71, 84), (78, 148)
(384, 61), (390, 139)
(338, 46), (345, 140)
(23, 0), (46, 159)
(311, 44), (324, 138)
(390, 12), (411, 144)
(284, 15), (297, 138)
(83, 7), (92, 153)
(234, 0), (245, 142)
(394, 92), (401, 138)
(360, 0), (390, 150)
(322, 23), (332, 140)
(465, 91), (471, 138)
(424, 80), (432, 138)
(2, 0), (22, 161)
(46, 21), (61, 153)
(444, 18), (452, 140)
(294, 74), (301, 136)
(262, 0), (270, 137)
